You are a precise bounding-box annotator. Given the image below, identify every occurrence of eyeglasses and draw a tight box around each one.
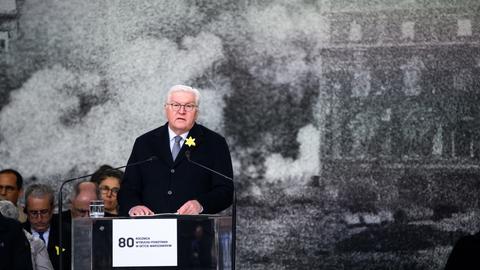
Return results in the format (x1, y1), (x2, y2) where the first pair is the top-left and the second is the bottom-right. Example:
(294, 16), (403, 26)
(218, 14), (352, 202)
(165, 103), (197, 112)
(28, 209), (51, 218)
(0, 185), (17, 193)
(99, 186), (120, 195)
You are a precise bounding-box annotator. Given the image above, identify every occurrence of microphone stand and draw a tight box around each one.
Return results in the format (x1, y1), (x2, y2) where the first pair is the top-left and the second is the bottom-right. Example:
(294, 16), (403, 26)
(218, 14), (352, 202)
(185, 151), (236, 270)
(57, 156), (157, 270)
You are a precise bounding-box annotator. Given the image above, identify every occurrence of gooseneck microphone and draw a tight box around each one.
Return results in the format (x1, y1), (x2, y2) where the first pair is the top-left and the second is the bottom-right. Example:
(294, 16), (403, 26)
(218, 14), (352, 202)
(185, 151), (233, 181)
(57, 156), (157, 270)
(184, 150), (236, 270)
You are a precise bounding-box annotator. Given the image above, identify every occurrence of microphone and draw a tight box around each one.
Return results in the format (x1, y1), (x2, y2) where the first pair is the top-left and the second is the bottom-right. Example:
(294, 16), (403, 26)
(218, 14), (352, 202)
(57, 156), (157, 270)
(185, 151), (233, 181)
(184, 150), (236, 270)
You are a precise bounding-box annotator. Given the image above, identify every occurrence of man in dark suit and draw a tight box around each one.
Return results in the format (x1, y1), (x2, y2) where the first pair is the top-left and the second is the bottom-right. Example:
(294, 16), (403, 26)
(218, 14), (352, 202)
(23, 184), (71, 270)
(118, 84), (234, 216)
(0, 212), (33, 270)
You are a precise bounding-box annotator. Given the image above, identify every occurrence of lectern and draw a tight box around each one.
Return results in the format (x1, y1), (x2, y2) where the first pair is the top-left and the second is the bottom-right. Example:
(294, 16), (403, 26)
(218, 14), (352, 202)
(72, 215), (232, 269)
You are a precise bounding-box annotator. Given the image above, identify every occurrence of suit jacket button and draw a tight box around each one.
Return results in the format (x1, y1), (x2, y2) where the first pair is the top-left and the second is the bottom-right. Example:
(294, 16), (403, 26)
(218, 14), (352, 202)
(170, 169), (175, 173)
(167, 190), (172, 195)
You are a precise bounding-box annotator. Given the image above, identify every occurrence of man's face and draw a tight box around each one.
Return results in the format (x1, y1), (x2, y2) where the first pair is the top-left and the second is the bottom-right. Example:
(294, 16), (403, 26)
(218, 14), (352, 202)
(71, 194), (96, 218)
(26, 196), (53, 232)
(165, 91), (198, 135)
(71, 182), (98, 218)
(0, 172), (21, 205)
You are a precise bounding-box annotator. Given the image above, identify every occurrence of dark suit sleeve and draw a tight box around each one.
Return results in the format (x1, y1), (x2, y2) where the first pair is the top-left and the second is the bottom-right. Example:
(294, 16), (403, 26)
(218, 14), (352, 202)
(444, 235), (477, 270)
(195, 136), (234, 214)
(13, 221), (34, 270)
(118, 138), (144, 216)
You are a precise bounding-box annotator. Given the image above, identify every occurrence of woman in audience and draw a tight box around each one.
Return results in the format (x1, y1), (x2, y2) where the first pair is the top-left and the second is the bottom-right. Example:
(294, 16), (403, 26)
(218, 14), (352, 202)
(90, 165), (123, 217)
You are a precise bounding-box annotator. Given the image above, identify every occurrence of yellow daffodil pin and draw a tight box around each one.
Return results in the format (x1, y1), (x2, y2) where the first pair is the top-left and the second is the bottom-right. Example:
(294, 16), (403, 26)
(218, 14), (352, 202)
(185, 136), (196, 147)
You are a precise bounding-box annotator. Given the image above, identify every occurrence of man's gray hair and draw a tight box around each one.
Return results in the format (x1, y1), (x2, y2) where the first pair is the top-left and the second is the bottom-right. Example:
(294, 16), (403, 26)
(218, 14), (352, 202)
(0, 199), (19, 220)
(166, 84), (201, 106)
(24, 183), (55, 208)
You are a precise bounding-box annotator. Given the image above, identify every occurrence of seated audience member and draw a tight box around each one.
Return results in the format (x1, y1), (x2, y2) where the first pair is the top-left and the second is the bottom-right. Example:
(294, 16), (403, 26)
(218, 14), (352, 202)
(0, 199), (53, 270)
(0, 169), (28, 222)
(444, 231), (480, 269)
(69, 181), (100, 219)
(24, 184), (68, 270)
(0, 210), (33, 269)
(91, 165), (123, 216)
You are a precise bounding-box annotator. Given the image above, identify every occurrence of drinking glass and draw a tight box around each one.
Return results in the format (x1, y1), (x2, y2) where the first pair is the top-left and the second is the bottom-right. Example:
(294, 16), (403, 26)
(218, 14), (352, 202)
(89, 200), (105, 218)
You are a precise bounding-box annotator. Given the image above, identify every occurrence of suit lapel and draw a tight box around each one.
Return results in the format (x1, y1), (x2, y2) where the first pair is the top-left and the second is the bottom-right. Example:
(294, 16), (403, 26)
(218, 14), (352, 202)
(156, 123), (204, 166)
(152, 124), (174, 166)
(47, 227), (56, 257)
(173, 123), (204, 165)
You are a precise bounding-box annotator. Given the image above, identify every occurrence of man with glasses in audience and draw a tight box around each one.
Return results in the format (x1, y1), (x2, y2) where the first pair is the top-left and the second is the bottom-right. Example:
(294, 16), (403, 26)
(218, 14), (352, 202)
(0, 169), (28, 222)
(118, 84), (234, 217)
(23, 183), (70, 270)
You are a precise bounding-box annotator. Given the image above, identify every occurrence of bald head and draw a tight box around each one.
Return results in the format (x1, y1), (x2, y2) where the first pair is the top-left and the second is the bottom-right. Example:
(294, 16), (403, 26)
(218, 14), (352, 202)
(70, 181), (99, 218)
(78, 181), (97, 194)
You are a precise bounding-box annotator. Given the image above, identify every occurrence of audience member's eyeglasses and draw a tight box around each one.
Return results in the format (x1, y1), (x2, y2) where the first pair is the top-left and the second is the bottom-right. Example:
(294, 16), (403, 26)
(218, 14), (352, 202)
(99, 186), (120, 195)
(28, 209), (51, 218)
(165, 103), (197, 112)
(0, 185), (17, 193)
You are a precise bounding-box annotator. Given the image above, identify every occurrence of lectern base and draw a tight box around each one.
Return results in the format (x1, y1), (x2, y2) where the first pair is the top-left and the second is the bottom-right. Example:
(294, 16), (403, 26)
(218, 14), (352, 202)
(72, 215), (232, 270)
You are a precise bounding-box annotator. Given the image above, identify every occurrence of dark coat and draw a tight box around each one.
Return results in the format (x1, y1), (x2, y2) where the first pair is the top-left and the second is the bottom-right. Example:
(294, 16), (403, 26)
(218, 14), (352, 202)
(0, 213), (33, 270)
(23, 211), (72, 270)
(118, 123), (234, 216)
(445, 231), (480, 270)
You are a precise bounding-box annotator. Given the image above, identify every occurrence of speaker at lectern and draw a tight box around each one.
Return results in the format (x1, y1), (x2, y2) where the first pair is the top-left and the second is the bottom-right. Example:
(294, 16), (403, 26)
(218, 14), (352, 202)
(72, 214), (232, 269)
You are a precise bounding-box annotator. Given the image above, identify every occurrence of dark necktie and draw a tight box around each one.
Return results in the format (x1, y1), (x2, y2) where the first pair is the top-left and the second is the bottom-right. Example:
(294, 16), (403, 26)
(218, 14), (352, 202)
(172, 136), (182, 161)
(38, 231), (45, 243)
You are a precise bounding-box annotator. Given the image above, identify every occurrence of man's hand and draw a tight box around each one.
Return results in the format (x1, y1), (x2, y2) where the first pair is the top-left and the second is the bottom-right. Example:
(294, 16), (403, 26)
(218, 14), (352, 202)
(177, 200), (203, 215)
(128, 205), (154, 216)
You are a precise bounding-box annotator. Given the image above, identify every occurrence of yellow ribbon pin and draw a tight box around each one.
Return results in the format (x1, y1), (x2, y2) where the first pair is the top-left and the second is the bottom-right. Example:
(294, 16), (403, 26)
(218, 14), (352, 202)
(55, 246), (66, 255)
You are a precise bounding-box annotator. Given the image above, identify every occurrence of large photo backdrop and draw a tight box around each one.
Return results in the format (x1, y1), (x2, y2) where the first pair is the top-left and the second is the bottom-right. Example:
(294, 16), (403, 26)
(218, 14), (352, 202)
(1, 0), (480, 269)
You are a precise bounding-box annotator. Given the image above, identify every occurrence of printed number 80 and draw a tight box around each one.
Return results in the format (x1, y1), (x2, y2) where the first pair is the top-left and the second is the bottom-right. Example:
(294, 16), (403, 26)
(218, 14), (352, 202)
(118, 237), (134, 248)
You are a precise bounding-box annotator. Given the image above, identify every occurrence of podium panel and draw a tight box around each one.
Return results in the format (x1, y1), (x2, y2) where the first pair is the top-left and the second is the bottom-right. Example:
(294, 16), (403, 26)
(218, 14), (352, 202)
(72, 215), (232, 269)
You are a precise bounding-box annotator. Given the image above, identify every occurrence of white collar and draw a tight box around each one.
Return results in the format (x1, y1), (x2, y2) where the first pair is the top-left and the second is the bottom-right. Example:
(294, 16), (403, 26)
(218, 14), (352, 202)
(168, 126), (189, 141)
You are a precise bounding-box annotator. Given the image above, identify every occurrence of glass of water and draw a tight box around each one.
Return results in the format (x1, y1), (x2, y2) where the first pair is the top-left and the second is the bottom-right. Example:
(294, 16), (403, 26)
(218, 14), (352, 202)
(89, 200), (105, 218)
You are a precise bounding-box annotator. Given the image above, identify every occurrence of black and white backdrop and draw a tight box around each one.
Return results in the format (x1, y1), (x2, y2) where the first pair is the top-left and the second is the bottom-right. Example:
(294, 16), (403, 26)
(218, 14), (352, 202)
(1, 0), (480, 269)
